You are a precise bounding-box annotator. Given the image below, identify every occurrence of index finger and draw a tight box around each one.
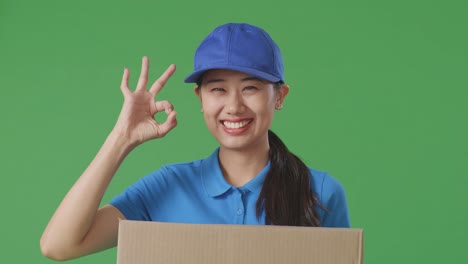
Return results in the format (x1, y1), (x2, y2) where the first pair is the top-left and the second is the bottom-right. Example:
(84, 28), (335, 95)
(149, 64), (176, 95)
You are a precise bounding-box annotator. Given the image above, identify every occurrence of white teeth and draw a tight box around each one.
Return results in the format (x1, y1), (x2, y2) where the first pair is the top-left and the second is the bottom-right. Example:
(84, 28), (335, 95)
(223, 120), (250, 129)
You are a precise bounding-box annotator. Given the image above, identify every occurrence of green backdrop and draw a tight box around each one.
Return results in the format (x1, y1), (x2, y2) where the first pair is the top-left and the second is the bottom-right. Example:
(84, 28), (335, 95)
(1, 0), (467, 263)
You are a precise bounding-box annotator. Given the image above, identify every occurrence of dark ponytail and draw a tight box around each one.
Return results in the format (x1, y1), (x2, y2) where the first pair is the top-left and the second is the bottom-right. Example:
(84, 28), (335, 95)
(256, 130), (323, 226)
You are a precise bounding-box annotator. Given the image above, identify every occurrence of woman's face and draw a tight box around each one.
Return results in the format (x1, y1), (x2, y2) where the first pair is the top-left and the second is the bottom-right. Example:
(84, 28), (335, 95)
(195, 69), (288, 152)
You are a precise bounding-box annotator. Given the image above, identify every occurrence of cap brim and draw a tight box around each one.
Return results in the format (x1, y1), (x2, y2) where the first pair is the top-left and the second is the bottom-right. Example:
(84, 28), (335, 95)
(184, 65), (282, 83)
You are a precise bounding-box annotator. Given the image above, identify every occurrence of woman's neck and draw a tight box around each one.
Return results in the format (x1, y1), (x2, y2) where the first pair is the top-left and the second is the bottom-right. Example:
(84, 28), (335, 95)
(218, 142), (270, 187)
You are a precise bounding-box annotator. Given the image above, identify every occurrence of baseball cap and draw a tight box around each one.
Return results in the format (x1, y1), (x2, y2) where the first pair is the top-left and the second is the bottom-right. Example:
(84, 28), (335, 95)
(184, 23), (285, 83)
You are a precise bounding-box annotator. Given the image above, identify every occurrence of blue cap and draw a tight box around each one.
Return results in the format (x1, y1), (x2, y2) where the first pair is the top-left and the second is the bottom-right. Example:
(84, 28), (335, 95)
(184, 23), (284, 83)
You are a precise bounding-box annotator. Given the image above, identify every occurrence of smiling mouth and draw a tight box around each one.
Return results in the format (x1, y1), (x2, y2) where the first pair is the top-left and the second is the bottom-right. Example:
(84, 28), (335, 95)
(222, 119), (253, 129)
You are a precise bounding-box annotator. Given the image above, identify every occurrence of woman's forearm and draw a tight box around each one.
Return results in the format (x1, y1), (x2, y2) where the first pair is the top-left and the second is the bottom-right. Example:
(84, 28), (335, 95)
(40, 130), (132, 260)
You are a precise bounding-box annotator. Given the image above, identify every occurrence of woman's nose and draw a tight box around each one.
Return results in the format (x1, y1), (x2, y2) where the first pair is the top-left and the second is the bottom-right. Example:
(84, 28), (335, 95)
(225, 92), (245, 115)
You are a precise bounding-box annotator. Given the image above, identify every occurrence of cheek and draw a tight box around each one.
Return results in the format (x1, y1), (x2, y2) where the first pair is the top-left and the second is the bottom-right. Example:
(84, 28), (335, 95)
(202, 100), (222, 120)
(251, 95), (276, 114)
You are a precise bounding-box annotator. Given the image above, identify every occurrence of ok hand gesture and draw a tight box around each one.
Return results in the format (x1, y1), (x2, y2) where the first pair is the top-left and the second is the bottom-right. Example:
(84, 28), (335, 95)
(113, 56), (177, 148)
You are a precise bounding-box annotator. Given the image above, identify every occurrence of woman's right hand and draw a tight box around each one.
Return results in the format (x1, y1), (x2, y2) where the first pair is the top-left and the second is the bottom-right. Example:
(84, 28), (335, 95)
(41, 57), (177, 261)
(113, 56), (178, 148)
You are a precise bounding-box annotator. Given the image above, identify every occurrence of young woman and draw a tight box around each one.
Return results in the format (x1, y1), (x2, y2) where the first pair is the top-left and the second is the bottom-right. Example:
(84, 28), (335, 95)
(40, 23), (350, 261)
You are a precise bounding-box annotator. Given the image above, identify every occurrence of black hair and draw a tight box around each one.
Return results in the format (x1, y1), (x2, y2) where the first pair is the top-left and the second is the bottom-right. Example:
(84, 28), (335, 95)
(258, 129), (324, 226)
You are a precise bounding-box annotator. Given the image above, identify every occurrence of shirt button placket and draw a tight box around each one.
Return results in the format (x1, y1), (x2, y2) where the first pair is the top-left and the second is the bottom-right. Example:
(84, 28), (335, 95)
(235, 189), (245, 224)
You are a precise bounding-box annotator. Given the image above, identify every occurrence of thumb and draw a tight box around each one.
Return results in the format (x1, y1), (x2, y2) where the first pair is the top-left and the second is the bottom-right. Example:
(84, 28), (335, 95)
(157, 110), (178, 137)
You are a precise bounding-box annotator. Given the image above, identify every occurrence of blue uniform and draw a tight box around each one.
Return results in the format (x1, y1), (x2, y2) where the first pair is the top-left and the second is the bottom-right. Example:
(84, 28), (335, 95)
(110, 148), (350, 227)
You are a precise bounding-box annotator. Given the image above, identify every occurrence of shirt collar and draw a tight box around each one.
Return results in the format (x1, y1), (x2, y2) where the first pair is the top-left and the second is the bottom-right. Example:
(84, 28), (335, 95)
(241, 160), (270, 195)
(201, 148), (232, 197)
(201, 148), (271, 197)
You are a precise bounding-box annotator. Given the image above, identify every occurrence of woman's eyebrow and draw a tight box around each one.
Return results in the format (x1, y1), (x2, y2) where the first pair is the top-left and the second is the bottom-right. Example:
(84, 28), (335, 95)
(204, 78), (225, 84)
(203, 76), (262, 84)
(241, 77), (263, 82)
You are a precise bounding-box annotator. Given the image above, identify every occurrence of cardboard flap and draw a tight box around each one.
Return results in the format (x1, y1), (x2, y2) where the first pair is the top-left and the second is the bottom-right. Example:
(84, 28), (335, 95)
(117, 220), (363, 264)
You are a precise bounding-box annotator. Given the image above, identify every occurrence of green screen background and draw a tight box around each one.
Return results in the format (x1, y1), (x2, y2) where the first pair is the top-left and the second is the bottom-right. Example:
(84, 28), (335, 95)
(1, 0), (467, 263)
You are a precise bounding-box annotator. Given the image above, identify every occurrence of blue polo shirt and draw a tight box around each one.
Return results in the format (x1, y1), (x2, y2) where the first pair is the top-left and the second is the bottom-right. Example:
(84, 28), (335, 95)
(109, 149), (350, 227)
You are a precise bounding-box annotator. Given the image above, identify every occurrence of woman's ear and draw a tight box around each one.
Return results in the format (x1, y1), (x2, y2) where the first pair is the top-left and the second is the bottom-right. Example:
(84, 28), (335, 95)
(194, 85), (204, 112)
(194, 85), (202, 102)
(276, 84), (290, 109)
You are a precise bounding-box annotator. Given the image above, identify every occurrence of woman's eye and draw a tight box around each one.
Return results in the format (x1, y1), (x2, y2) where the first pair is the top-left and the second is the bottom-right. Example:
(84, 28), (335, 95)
(243, 86), (258, 91)
(211, 87), (225, 92)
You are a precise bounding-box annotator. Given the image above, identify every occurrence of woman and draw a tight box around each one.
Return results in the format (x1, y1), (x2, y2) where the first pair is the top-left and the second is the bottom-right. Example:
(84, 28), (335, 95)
(40, 23), (350, 261)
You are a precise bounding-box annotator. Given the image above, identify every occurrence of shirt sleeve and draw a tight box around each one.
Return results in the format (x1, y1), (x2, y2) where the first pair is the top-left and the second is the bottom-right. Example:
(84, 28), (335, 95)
(319, 173), (351, 227)
(108, 167), (168, 221)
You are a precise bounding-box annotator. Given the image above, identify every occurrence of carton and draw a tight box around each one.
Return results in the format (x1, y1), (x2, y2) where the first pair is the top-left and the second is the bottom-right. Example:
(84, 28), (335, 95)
(117, 220), (363, 264)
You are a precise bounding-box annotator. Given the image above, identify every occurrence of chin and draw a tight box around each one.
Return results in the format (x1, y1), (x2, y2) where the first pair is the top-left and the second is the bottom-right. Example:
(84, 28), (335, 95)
(218, 140), (250, 151)
(208, 125), (269, 152)
(217, 135), (266, 152)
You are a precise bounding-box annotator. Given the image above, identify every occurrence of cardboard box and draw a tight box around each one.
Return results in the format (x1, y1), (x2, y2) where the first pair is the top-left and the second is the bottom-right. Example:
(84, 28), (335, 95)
(117, 220), (363, 264)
